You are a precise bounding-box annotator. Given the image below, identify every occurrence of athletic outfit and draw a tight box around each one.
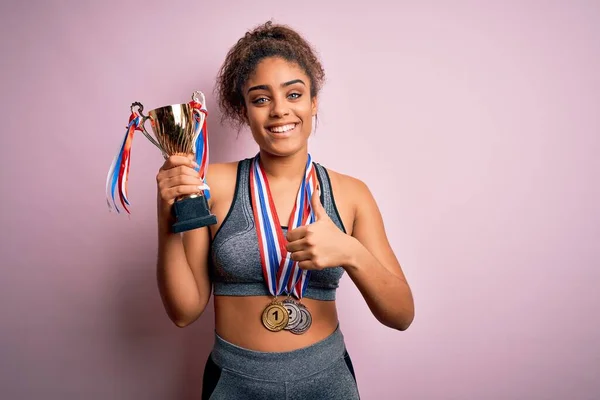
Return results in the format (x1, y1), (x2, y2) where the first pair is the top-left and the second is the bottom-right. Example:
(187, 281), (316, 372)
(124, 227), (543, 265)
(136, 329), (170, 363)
(203, 158), (360, 399)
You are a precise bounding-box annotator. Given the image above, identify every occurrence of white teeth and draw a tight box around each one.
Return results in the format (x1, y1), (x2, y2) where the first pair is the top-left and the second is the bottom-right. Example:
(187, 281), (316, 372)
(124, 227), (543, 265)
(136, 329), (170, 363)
(269, 124), (296, 133)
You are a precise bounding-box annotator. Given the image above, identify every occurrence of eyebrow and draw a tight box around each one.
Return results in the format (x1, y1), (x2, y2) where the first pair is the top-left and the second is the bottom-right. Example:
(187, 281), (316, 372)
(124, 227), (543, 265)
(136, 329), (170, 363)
(247, 79), (306, 94)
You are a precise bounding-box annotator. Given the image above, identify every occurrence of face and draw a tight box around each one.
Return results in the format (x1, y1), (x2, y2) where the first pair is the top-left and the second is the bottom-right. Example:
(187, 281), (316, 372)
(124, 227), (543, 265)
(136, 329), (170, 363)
(243, 57), (317, 157)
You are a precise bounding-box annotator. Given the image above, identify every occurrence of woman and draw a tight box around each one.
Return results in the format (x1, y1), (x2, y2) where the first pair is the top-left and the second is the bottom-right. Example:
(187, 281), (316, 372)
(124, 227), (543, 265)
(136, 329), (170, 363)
(155, 21), (414, 399)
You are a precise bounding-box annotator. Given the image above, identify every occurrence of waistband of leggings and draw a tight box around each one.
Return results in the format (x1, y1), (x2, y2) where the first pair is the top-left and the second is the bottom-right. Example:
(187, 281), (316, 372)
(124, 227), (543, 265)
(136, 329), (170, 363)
(211, 325), (345, 381)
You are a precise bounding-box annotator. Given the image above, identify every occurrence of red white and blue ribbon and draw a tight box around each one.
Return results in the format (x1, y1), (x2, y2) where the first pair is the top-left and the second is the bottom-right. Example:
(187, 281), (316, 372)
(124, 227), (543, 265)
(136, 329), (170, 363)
(249, 154), (318, 299)
(287, 158), (318, 299)
(190, 100), (211, 199)
(106, 94), (211, 214)
(105, 111), (142, 214)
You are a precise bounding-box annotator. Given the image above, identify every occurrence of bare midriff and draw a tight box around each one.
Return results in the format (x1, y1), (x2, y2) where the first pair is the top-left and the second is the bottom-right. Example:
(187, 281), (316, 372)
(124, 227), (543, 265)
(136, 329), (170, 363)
(214, 295), (339, 352)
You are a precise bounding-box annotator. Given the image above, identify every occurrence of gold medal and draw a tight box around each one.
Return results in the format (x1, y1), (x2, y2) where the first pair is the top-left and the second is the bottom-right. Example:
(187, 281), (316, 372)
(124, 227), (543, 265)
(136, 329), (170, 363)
(249, 156), (320, 334)
(261, 300), (289, 332)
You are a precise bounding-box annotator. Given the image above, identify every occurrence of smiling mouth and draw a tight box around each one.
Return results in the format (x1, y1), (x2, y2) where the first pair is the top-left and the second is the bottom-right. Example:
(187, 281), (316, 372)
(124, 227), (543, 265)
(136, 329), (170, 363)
(267, 123), (298, 134)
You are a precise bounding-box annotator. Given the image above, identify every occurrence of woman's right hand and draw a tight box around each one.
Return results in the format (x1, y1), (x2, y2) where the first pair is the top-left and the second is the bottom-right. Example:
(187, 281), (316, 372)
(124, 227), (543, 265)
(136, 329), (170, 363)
(156, 154), (206, 218)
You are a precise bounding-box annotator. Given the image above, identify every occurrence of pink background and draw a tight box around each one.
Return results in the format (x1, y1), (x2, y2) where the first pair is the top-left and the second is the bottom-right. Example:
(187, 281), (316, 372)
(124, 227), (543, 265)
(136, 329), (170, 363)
(1, 1), (599, 399)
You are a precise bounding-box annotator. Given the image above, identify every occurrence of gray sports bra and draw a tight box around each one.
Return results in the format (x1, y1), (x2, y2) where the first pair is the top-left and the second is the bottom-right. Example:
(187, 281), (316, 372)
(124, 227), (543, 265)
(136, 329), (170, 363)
(210, 158), (347, 301)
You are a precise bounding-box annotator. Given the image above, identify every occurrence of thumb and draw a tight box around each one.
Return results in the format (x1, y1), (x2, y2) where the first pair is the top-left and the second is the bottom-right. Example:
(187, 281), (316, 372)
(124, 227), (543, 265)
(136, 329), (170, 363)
(311, 185), (327, 220)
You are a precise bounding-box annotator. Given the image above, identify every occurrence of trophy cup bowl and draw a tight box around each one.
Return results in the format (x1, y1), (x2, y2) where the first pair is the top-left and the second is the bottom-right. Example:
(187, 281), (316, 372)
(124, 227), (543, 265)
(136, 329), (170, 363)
(133, 91), (217, 233)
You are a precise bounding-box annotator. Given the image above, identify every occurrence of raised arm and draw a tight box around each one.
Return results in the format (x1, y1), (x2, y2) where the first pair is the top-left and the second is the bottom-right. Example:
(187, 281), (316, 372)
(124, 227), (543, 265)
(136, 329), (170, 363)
(155, 155), (213, 327)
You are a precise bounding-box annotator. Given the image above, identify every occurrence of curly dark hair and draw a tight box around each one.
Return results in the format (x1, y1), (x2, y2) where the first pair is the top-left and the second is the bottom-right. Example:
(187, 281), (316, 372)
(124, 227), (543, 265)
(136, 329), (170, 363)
(215, 21), (325, 130)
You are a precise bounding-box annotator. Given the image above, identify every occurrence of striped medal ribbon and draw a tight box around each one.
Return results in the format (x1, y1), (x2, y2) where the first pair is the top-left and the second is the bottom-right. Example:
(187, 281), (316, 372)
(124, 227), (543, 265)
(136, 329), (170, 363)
(249, 153), (318, 333)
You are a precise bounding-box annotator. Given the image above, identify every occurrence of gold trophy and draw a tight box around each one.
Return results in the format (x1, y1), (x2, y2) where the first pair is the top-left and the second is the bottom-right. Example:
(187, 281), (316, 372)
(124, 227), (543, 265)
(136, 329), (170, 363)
(106, 91), (217, 233)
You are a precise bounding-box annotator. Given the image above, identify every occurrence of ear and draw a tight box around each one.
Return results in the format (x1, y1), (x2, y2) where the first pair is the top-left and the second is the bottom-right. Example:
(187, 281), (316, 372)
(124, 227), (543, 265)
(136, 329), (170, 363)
(311, 95), (318, 116)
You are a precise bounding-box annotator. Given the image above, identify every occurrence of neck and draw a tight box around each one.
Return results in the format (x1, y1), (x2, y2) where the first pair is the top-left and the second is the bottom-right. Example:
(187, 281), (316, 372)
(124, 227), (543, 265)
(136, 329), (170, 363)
(258, 149), (309, 182)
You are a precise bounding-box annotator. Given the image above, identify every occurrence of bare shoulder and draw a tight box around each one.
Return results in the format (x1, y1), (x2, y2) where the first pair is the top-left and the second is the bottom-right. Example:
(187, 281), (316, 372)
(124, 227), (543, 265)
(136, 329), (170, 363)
(322, 167), (373, 205)
(319, 167), (376, 234)
(206, 161), (239, 182)
(205, 161), (240, 207)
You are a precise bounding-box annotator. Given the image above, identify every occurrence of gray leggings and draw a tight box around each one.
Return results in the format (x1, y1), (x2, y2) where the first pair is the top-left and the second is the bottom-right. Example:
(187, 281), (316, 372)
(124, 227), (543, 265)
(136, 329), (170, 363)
(202, 326), (360, 399)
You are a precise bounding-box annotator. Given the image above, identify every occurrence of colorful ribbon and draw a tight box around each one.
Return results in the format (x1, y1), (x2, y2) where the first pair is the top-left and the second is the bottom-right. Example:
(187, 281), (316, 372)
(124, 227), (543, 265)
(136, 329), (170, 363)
(106, 95), (211, 215)
(105, 111), (142, 214)
(190, 100), (210, 200)
(287, 156), (318, 300)
(249, 154), (318, 299)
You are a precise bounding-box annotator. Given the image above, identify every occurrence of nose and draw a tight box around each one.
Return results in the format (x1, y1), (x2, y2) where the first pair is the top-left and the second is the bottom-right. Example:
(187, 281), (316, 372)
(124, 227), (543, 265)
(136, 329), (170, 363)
(269, 96), (289, 118)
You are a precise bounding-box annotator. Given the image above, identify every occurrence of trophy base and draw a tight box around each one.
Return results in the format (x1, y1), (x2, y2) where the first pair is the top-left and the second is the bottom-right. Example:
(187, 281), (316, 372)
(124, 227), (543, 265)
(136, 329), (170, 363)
(171, 195), (217, 233)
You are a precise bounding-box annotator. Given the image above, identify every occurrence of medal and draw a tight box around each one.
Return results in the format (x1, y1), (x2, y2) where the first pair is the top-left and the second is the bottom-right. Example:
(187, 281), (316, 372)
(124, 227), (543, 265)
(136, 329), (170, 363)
(284, 273), (313, 335)
(282, 298), (302, 331)
(290, 303), (312, 335)
(262, 299), (289, 332)
(250, 154), (319, 333)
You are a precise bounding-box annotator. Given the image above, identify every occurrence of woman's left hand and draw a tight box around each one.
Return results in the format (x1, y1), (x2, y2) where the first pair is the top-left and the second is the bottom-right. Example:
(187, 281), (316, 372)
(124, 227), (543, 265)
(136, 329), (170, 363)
(285, 189), (354, 271)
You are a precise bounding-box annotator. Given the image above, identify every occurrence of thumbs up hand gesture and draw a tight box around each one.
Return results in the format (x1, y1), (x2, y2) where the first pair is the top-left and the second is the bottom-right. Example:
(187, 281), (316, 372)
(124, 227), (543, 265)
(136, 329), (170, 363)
(285, 187), (353, 271)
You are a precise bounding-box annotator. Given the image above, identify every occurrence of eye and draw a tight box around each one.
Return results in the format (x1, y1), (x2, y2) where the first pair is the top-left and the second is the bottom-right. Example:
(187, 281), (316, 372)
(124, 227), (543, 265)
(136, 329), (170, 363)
(288, 92), (302, 100)
(251, 97), (269, 105)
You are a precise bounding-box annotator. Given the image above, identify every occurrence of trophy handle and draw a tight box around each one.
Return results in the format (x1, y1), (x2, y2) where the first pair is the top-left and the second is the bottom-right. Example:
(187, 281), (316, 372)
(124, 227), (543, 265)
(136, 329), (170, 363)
(130, 102), (167, 158)
(192, 90), (205, 105)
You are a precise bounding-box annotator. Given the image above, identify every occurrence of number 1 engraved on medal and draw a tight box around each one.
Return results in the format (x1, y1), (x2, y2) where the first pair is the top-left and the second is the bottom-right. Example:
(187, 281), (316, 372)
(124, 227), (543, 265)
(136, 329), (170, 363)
(262, 302), (289, 332)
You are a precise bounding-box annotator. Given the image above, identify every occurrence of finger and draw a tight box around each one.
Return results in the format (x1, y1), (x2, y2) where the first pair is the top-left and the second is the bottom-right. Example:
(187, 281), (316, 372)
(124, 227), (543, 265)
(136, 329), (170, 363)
(298, 260), (317, 270)
(160, 174), (204, 189)
(159, 164), (201, 180)
(160, 185), (205, 203)
(310, 186), (327, 221)
(286, 238), (309, 253)
(289, 250), (312, 262)
(161, 155), (199, 171)
(286, 226), (308, 242)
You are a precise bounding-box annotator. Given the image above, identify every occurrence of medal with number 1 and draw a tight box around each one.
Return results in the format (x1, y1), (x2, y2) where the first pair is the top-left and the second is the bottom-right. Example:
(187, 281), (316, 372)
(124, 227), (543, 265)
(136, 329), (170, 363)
(249, 154), (318, 334)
